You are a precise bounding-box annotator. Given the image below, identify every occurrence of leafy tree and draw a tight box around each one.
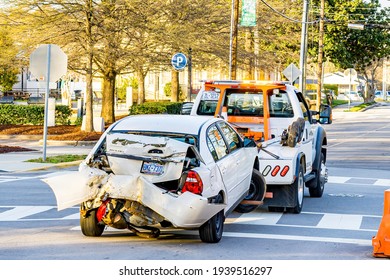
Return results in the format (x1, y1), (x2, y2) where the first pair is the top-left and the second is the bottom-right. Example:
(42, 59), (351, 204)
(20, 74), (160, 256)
(0, 25), (19, 92)
(309, 0), (390, 101)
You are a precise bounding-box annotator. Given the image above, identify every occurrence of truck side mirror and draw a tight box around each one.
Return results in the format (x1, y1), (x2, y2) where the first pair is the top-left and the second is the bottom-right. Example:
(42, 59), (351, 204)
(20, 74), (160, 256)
(180, 102), (194, 115)
(318, 104), (332, 124)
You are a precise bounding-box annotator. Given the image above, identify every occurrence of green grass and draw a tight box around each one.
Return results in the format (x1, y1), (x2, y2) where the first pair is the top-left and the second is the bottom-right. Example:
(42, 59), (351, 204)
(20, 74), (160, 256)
(345, 102), (376, 112)
(27, 154), (87, 163)
(331, 99), (348, 107)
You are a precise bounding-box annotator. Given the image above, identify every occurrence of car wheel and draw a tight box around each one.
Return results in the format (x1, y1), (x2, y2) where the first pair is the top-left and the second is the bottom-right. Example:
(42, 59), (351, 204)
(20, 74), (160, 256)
(199, 194), (224, 243)
(308, 152), (326, 197)
(235, 169), (266, 213)
(287, 164), (304, 214)
(80, 208), (105, 237)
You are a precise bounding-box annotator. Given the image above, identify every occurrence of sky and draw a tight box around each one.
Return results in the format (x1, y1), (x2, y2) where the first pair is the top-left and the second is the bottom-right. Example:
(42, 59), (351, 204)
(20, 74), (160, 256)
(380, 0), (390, 8)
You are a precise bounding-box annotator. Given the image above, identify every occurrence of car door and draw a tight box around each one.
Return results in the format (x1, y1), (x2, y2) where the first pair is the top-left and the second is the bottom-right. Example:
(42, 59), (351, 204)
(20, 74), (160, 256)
(206, 122), (249, 210)
(216, 121), (252, 203)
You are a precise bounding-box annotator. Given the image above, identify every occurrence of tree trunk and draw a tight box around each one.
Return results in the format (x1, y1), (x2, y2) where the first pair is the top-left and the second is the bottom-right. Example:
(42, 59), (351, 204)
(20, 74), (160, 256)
(85, 63), (94, 132)
(171, 69), (179, 102)
(101, 69), (116, 124)
(83, 0), (94, 132)
(137, 70), (145, 104)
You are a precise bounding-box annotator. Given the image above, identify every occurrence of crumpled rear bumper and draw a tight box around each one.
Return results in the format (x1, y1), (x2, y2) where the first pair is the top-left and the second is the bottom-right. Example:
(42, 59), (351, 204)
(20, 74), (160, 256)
(43, 167), (225, 228)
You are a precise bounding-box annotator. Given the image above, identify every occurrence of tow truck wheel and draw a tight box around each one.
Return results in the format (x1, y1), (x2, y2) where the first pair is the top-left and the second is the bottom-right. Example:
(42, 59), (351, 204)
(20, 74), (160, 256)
(308, 152), (326, 197)
(80, 208), (105, 237)
(287, 165), (304, 214)
(235, 169), (266, 213)
(199, 194), (225, 243)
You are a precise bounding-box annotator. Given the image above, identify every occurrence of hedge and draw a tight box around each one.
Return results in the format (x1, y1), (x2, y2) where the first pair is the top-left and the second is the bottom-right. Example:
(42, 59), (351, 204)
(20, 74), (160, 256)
(0, 104), (72, 125)
(129, 101), (183, 115)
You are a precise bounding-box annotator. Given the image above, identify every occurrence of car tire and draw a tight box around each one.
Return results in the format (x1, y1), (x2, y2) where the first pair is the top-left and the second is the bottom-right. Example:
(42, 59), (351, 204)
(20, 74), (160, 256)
(307, 152), (326, 198)
(80, 208), (105, 237)
(287, 164), (304, 214)
(199, 194), (224, 243)
(235, 169), (266, 213)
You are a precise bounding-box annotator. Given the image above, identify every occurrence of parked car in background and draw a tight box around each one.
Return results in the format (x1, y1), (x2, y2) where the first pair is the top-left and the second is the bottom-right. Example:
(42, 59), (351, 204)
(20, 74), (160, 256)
(43, 115), (266, 243)
(339, 91), (363, 102)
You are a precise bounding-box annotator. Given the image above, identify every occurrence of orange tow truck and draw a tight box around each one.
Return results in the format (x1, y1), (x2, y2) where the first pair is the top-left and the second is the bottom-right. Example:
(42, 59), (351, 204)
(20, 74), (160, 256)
(189, 80), (331, 213)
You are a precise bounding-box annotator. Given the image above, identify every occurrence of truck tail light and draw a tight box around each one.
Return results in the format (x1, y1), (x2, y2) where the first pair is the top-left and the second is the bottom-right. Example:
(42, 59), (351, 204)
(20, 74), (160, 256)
(271, 166), (281, 176)
(182, 171), (203, 195)
(280, 166), (290, 177)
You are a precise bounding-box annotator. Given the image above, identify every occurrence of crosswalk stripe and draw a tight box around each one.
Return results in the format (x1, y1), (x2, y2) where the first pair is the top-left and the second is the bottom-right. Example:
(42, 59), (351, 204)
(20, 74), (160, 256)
(0, 206), (53, 221)
(317, 213), (362, 230)
(0, 206), (381, 233)
(374, 179), (390, 186)
(226, 212), (283, 225)
(61, 213), (79, 220)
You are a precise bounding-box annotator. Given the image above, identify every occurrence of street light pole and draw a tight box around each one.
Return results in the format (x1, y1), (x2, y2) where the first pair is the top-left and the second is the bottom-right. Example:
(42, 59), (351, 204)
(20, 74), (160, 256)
(316, 0), (325, 112)
(229, 0), (239, 80)
(299, 0), (309, 94)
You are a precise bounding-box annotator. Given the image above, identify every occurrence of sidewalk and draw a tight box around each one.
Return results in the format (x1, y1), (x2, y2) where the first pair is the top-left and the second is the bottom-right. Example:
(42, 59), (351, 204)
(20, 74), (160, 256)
(0, 137), (95, 173)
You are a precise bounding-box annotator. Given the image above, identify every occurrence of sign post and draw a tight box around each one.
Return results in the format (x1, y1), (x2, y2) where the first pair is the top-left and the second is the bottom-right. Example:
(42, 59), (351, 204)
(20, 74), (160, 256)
(30, 44), (67, 161)
(344, 68), (357, 110)
(283, 63), (301, 84)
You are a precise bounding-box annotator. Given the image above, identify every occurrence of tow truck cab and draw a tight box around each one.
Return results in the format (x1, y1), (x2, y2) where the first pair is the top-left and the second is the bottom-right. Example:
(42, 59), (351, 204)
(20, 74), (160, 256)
(190, 80), (331, 143)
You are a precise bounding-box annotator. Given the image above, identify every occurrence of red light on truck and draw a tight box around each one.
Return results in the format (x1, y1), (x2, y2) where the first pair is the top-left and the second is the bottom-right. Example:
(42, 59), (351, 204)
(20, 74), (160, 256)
(280, 166), (290, 177)
(271, 166), (280, 176)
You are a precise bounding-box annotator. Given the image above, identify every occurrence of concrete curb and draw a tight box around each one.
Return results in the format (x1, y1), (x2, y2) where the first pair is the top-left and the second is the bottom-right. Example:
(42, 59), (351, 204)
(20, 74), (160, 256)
(0, 134), (96, 146)
(21, 160), (84, 172)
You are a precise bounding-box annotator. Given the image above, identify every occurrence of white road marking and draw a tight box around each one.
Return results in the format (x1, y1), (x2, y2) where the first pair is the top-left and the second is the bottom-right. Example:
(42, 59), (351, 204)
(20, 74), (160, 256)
(327, 176), (350, 184)
(0, 206), (53, 221)
(222, 232), (372, 246)
(317, 213), (363, 230)
(374, 179), (390, 186)
(61, 213), (79, 220)
(226, 212), (283, 225)
(69, 227), (372, 246)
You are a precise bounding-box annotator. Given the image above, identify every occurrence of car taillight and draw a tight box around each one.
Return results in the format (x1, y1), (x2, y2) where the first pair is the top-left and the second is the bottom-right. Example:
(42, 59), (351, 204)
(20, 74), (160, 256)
(96, 199), (110, 222)
(182, 171), (203, 195)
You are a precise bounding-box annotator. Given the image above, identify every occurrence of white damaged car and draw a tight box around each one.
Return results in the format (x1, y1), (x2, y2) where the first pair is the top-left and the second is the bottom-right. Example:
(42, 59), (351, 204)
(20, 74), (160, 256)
(43, 114), (266, 243)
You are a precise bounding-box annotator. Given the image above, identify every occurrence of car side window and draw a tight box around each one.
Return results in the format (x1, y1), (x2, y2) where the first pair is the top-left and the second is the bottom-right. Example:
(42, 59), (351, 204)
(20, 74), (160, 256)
(217, 121), (241, 152)
(207, 124), (228, 161)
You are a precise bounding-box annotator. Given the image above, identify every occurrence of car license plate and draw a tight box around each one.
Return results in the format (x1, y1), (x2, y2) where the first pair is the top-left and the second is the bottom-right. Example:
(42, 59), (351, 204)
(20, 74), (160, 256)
(141, 162), (164, 175)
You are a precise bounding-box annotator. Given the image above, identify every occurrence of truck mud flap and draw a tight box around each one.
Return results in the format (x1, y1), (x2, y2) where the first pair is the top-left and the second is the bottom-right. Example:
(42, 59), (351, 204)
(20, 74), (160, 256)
(262, 184), (295, 207)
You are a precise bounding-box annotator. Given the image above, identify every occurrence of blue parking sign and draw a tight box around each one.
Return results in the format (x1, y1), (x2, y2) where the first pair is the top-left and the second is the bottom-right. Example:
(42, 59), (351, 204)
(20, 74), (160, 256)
(171, 53), (187, 70)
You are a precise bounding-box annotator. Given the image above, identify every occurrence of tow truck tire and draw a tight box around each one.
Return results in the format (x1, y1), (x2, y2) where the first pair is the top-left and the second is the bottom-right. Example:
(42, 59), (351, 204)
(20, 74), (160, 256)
(287, 165), (304, 214)
(235, 169), (266, 213)
(80, 208), (105, 237)
(307, 152), (326, 198)
(199, 194), (225, 243)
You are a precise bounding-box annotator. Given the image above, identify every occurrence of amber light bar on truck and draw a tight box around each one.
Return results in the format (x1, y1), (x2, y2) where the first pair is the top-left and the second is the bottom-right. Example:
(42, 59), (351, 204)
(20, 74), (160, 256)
(201, 80), (289, 86)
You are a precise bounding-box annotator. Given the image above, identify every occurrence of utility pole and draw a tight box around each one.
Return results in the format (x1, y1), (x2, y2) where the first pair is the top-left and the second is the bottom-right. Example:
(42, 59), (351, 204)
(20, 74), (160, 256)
(229, 0), (239, 80)
(299, 0), (309, 94)
(317, 0), (325, 112)
(187, 48), (192, 101)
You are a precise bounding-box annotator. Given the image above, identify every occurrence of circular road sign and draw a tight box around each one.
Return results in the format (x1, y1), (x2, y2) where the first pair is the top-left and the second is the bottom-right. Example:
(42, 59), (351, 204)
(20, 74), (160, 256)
(171, 53), (187, 71)
(30, 44), (68, 82)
